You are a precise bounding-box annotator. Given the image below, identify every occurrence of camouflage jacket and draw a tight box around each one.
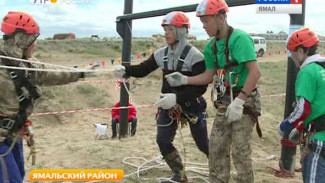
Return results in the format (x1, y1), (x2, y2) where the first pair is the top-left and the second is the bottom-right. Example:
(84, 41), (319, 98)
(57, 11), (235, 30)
(0, 55), (82, 118)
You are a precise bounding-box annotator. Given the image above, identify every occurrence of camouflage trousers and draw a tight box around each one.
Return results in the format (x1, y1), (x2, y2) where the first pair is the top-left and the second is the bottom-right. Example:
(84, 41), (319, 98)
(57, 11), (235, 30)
(209, 90), (261, 183)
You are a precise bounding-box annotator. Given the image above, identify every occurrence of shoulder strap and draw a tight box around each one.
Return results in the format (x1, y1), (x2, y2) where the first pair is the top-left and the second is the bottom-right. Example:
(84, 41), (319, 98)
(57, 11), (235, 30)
(0, 52), (40, 112)
(211, 37), (220, 69)
(224, 26), (233, 65)
(176, 45), (192, 72)
(224, 26), (238, 69)
(316, 62), (325, 69)
(212, 26), (236, 70)
(163, 47), (168, 70)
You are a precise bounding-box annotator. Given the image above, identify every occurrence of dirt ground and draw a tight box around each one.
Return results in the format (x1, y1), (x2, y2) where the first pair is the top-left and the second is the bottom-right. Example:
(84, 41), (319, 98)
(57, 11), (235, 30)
(18, 40), (306, 183)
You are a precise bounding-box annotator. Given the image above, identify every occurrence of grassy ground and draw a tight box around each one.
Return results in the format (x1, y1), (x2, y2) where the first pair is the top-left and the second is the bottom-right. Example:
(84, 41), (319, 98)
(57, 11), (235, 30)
(17, 38), (321, 183)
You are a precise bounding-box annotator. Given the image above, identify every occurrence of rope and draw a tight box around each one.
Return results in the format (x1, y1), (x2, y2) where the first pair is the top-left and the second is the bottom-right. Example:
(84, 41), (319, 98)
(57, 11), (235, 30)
(122, 156), (210, 182)
(122, 153), (279, 182)
(0, 64), (114, 73)
(0, 55), (78, 71)
(20, 91), (286, 118)
(29, 105), (154, 117)
(177, 120), (188, 183)
(0, 65), (87, 72)
(121, 79), (131, 96)
(0, 55), (115, 73)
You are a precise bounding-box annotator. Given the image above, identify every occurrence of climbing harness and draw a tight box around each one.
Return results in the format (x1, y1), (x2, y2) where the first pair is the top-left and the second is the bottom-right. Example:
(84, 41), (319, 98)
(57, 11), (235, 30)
(211, 69), (226, 108)
(211, 26), (240, 107)
(163, 45), (192, 72)
(0, 51), (40, 132)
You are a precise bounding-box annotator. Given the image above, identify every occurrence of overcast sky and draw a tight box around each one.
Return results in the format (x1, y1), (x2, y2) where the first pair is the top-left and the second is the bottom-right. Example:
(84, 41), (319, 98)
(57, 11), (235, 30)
(0, 0), (324, 39)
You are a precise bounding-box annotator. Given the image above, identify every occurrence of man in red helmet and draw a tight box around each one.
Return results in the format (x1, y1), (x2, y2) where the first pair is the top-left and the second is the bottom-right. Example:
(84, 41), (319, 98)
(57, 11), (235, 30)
(278, 28), (325, 182)
(114, 11), (209, 183)
(165, 0), (261, 182)
(0, 12), (87, 182)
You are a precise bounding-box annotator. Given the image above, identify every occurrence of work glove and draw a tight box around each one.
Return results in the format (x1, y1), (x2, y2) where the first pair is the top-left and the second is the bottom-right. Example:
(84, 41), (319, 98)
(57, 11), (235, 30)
(277, 119), (294, 137)
(114, 65), (126, 79)
(0, 128), (8, 142)
(226, 97), (245, 123)
(165, 72), (188, 87)
(288, 122), (304, 144)
(155, 93), (177, 109)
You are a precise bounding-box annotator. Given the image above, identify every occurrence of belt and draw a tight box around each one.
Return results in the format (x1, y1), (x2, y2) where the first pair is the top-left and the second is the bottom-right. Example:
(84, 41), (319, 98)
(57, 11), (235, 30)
(308, 142), (325, 159)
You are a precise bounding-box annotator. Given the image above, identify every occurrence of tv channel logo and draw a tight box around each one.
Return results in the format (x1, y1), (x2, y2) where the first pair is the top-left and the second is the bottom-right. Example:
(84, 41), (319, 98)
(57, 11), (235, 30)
(31, 0), (92, 5)
(30, 0), (57, 4)
(256, 0), (302, 14)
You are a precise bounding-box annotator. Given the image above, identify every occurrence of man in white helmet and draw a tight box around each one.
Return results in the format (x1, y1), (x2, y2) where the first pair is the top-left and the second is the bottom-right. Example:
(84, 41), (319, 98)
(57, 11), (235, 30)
(165, 0), (262, 182)
(114, 11), (209, 183)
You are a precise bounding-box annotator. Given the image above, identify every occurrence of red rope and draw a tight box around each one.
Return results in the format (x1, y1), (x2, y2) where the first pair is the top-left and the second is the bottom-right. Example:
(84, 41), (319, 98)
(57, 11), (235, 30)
(168, 105), (182, 121)
(267, 166), (295, 178)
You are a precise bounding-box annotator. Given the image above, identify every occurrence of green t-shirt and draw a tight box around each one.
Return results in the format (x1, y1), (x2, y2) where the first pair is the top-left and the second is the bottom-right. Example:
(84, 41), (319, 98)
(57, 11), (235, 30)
(203, 29), (257, 88)
(296, 62), (325, 141)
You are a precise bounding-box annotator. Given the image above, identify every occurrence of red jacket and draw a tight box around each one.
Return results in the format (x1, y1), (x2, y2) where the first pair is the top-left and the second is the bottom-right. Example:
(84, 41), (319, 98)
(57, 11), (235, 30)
(111, 102), (136, 122)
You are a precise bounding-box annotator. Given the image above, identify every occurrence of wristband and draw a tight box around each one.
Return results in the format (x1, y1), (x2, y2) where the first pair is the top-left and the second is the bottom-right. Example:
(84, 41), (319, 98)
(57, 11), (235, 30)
(240, 90), (248, 97)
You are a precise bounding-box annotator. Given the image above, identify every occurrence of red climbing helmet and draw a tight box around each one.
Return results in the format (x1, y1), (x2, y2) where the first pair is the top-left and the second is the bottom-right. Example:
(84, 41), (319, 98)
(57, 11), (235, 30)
(287, 28), (319, 51)
(196, 0), (229, 17)
(1, 11), (39, 35)
(161, 11), (190, 29)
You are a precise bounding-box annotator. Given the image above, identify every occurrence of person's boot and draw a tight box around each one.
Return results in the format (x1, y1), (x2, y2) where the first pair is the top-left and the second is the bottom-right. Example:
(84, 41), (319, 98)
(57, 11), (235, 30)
(160, 150), (188, 183)
(111, 119), (117, 138)
(130, 118), (137, 136)
(111, 133), (117, 138)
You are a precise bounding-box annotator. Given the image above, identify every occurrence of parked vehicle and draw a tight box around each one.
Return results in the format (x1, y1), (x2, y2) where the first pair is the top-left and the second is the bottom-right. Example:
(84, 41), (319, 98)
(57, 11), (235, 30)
(251, 36), (266, 57)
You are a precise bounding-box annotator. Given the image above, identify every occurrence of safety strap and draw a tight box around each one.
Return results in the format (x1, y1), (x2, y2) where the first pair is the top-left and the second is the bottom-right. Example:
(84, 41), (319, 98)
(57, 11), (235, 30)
(0, 52), (40, 131)
(163, 47), (168, 70)
(224, 26), (234, 68)
(243, 106), (262, 138)
(163, 45), (192, 72)
(176, 45), (192, 72)
(211, 26), (237, 70)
